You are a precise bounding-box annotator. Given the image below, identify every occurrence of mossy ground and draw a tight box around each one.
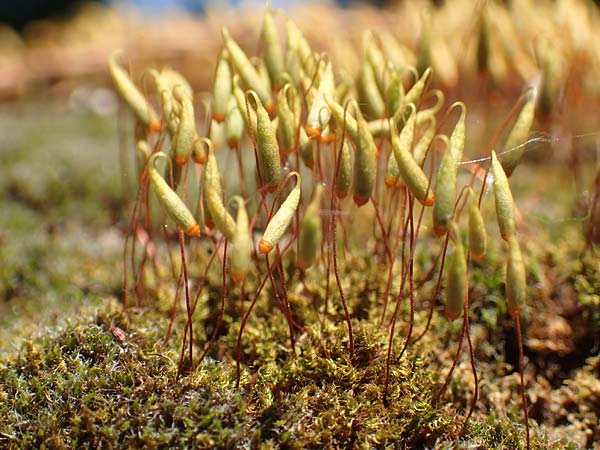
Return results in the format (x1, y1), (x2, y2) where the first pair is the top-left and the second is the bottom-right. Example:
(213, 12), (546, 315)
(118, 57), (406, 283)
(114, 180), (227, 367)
(1, 102), (599, 449)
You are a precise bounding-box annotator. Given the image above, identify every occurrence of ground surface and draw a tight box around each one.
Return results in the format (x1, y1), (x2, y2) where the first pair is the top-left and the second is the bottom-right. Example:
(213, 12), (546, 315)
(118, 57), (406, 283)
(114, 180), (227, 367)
(0, 99), (599, 449)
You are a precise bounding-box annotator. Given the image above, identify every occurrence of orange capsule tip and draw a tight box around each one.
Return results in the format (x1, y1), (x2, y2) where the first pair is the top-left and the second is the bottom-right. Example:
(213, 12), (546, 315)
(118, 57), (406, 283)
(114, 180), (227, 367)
(472, 252), (486, 262)
(433, 225), (448, 237)
(500, 232), (510, 241)
(318, 134), (334, 144)
(353, 195), (369, 207)
(230, 272), (246, 283)
(423, 193), (435, 207)
(213, 112), (226, 123)
(227, 139), (239, 150)
(394, 181), (406, 190)
(175, 156), (189, 166)
(445, 311), (461, 321)
(258, 240), (273, 254)
(297, 260), (311, 270)
(264, 182), (278, 193)
(266, 103), (277, 118)
(305, 125), (321, 138)
(186, 223), (201, 237)
(149, 121), (162, 133)
(509, 306), (522, 318)
(384, 177), (396, 188)
(336, 190), (348, 199)
(193, 155), (206, 165)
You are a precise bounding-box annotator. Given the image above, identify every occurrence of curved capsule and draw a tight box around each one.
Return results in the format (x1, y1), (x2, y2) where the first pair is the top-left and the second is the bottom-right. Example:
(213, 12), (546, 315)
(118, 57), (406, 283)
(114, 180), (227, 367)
(298, 184), (323, 269)
(148, 152), (200, 237)
(445, 225), (467, 321)
(433, 136), (457, 237)
(468, 192), (487, 261)
(259, 172), (302, 254)
(306, 61), (334, 138)
(277, 84), (299, 155)
(247, 91), (282, 192)
(324, 94), (358, 142)
(230, 196), (251, 282)
(352, 108), (378, 207)
(190, 137), (207, 164)
(390, 111), (435, 206)
(364, 30), (386, 92)
(299, 126), (314, 169)
(232, 74), (255, 131)
(224, 97), (244, 150)
(109, 51), (160, 132)
(172, 86), (195, 165)
(448, 102), (466, 164)
(212, 50), (232, 123)
(415, 90), (445, 126)
(148, 69), (177, 136)
(204, 142), (236, 240)
(262, 8), (284, 90)
(222, 27), (274, 116)
(385, 67), (404, 117)
(501, 88), (536, 177)
(336, 140), (353, 198)
(413, 116), (436, 167)
(161, 68), (194, 99)
(491, 150), (516, 240)
(506, 235), (526, 315)
(135, 140), (150, 179)
(358, 63), (385, 120)
(384, 147), (403, 189)
(402, 67), (432, 110)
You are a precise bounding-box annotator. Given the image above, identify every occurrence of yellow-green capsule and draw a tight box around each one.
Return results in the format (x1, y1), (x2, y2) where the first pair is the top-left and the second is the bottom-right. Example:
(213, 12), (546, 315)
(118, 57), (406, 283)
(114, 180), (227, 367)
(384, 147), (403, 189)
(247, 90), (282, 193)
(306, 61), (334, 138)
(433, 137), (457, 237)
(109, 51), (160, 132)
(192, 135), (206, 165)
(299, 126), (314, 169)
(285, 19), (315, 76)
(415, 89), (445, 126)
(358, 63), (385, 120)
(229, 196), (250, 282)
(445, 225), (467, 321)
(468, 190), (487, 261)
(224, 97), (244, 150)
(336, 140), (353, 198)
(262, 8), (284, 90)
(324, 94), (358, 142)
(161, 68), (194, 99)
(259, 172), (301, 254)
(364, 30), (386, 93)
(385, 67), (404, 117)
(501, 88), (536, 177)
(491, 150), (516, 241)
(352, 108), (378, 207)
(147, 69), (177, 136)
(232, 74), (255, 132)
(390, 110), (435, 206)
(401, 67), (432, 111)
(172, 85), (195, 165)
(448, 102), (466, 164)
(204, 142), (235, 240)
(222, 27), (274, 116)
(284, 25), (302, 86)
(212, 50), (232, 123)
(148, 152), (200, 237)
(135, 140), (150, 180)
(506, 235), (526, 315)
(412, 116), (436, 167)
(277, 84), (298, 154)
(298, 184), (323, 269)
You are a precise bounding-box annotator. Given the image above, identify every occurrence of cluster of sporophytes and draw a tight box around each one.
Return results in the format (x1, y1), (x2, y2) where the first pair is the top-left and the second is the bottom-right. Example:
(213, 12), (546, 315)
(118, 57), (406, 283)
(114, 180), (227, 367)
(109, 5), (549, 448)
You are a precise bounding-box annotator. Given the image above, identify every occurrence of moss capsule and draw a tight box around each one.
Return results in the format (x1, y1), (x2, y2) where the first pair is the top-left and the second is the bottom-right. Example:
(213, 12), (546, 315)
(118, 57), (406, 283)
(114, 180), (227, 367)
(445, 225), (467, 321)
(148, 152), (200, 237)
(506, 235), (526, 315)
(229, 196), (251, 282)
(259, 172), (302, 254)
(491, 150), (516, 240)
(297, 184), (323, 269)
